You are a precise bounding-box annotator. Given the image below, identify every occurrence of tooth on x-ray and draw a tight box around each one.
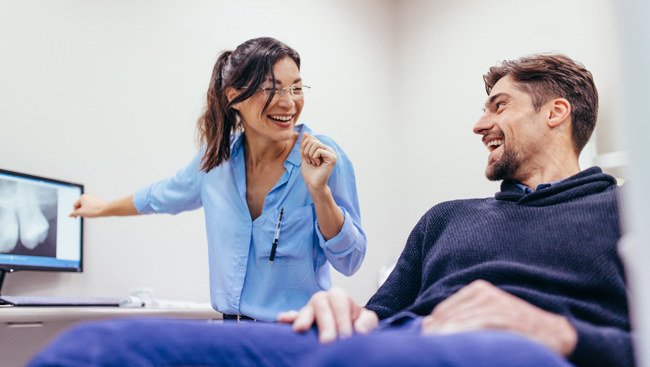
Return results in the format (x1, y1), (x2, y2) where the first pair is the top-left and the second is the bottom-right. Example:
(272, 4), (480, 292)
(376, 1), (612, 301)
(17, 200), (50, 249)
(0, 207), (19, 253)
(0, 180), (54, 252)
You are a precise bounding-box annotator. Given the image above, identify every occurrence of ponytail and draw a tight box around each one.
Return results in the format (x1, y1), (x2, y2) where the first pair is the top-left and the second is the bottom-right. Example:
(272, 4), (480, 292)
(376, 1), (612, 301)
(196, 51), (238, 172)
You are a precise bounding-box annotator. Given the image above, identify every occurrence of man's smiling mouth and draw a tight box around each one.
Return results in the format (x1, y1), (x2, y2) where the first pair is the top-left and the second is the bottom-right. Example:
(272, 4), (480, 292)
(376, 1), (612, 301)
(487, 139), (504, 152)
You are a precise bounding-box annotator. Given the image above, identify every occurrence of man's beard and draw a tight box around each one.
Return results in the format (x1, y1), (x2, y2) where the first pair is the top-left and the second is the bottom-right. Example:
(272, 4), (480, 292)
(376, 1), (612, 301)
(485, 143), (523, 181)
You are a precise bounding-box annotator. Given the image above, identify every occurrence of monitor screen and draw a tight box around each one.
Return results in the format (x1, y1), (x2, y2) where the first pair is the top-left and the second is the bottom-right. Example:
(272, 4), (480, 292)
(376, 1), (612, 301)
(0, 169), (83, 272)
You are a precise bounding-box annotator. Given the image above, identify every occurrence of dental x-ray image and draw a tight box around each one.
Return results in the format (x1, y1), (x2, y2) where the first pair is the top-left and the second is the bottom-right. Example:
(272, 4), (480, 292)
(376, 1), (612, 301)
(0, 178), (58, 257)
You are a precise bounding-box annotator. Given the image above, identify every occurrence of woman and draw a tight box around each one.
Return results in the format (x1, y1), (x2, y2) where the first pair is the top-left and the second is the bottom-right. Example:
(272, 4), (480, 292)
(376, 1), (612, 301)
(71, 37), (367, 322)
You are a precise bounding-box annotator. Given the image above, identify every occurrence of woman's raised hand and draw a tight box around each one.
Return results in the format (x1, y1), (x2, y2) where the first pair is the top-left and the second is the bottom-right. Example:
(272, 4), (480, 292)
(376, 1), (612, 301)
(69, 194), (107, 218)
(300, 132), (337, 192)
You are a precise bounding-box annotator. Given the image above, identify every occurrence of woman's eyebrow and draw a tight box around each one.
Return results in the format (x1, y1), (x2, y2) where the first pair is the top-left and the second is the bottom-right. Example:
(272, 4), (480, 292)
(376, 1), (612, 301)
(262, 77), (302, 85)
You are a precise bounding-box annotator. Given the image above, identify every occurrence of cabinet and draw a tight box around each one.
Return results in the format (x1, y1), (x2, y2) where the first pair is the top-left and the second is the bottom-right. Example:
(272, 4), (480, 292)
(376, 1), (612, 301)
(0, 305), (222, 367)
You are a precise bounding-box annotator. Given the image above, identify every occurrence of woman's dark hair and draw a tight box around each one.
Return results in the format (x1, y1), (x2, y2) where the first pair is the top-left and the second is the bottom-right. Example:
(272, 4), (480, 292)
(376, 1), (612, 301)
(483, 54), (598, 155)
(197, 37), (300, 172)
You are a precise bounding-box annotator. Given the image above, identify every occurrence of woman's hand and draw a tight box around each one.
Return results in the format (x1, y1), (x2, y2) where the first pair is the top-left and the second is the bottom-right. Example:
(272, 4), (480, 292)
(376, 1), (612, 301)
(278, 287), (379, 344)
(300, 132), (337, 192)
(70, 194), (107, 218)
(300, 132), (344, 240)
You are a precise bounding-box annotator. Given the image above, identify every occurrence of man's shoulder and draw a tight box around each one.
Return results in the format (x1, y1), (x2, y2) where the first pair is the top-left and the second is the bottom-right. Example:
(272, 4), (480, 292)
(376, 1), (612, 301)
(418, 197), (494, 224)
(427, 197), (494, 211)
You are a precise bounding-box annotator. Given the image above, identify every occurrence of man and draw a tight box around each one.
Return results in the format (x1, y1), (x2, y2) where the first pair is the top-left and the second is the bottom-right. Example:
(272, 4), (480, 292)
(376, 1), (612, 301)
(28, 54), (632, 367)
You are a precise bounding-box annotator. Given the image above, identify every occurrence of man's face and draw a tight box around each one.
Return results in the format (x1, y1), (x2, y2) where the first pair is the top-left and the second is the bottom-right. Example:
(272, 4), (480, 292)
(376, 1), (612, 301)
(473, 76), (545, 182)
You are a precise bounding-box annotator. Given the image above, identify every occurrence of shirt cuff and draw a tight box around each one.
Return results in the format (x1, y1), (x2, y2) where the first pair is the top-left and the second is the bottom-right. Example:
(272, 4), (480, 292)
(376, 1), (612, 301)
(315, 207), (359, 257)
(132, 184), (154, 214)
(568, 318), (634, 367)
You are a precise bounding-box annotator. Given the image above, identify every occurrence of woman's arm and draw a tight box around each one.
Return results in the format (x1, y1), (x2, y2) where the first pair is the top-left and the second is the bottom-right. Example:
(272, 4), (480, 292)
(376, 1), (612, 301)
(300, 132), (366, 276)
(300, 132), (344, 240)
(71, 150), (205, 219)
(309, 188), (344, 240)
(70, 194), (140, 218)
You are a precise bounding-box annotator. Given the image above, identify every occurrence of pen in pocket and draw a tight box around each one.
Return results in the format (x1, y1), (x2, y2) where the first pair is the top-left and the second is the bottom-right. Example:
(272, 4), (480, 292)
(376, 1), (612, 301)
(270, 207), (284, 265)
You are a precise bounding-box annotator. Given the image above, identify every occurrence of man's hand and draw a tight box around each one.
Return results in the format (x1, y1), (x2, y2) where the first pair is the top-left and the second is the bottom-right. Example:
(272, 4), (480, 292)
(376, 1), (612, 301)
(422, 280), (577, 357)
(277, 287), (379, 344)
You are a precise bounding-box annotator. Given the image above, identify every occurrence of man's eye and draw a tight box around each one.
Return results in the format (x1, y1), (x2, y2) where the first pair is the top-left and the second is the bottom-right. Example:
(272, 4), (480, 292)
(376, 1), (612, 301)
(496, 102), (506, 110)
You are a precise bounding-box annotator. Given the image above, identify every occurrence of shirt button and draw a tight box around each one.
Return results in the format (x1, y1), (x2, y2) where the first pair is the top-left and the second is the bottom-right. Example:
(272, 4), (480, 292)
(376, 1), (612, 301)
(239, 260), (244, 266)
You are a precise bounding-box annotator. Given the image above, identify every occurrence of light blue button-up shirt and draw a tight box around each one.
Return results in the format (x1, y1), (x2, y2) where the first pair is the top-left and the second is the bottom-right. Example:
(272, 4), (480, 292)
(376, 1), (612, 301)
(133, 124), (366, 321)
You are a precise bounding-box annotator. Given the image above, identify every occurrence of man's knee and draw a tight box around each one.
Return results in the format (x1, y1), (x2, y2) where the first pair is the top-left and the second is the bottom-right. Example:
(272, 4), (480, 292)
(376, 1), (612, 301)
(305, 331), (574, 367)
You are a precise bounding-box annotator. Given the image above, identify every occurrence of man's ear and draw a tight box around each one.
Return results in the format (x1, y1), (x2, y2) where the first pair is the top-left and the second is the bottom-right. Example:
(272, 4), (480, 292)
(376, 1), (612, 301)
(225, 87), (240, 110)
(547, 98), (571, 128)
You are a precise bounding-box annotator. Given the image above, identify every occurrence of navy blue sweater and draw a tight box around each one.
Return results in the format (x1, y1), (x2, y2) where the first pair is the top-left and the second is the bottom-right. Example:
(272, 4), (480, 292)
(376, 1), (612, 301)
(366, 167), (632, 367)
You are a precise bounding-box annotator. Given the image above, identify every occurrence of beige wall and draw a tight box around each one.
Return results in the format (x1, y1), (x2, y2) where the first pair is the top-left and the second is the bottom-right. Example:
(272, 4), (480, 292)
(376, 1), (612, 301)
(0, 0), (624, 306)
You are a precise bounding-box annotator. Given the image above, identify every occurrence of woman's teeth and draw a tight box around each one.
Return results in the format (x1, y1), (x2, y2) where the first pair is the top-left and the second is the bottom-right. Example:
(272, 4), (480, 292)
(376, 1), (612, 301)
(487, 139), (503, 152)
(269, 115), (292, 122)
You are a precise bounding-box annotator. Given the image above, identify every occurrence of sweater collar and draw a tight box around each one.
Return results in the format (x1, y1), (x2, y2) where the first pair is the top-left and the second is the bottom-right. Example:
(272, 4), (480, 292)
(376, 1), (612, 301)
(495, 167), (617, 206)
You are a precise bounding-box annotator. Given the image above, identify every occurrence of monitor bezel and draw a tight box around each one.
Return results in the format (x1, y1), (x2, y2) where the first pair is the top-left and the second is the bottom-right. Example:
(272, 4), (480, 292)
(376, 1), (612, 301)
(0, 168), (83, 273)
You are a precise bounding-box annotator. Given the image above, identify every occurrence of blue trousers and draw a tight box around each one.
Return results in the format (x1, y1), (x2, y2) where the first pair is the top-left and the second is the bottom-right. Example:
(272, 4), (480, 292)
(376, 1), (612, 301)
(27, 314), (574, 367)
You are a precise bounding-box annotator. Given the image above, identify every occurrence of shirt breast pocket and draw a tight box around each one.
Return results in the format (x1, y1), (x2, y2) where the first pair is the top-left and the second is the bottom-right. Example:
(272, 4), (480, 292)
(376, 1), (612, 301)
(256, 206), (315, 260)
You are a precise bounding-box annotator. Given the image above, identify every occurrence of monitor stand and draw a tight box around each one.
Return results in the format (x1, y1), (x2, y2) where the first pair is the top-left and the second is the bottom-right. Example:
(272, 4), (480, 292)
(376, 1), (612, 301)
(0, 269), (13, 296)
(0, 269), (7, 294)
(0, 269), (6, 296)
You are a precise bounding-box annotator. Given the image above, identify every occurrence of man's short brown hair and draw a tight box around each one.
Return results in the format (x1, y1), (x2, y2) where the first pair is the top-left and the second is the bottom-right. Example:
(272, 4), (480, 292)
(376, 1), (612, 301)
(483, 54), (598, 154)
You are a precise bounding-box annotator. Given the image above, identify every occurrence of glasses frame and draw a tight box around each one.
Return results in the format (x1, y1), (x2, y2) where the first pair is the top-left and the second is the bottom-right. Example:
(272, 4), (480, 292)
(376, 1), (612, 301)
(243, 84), (311, 99)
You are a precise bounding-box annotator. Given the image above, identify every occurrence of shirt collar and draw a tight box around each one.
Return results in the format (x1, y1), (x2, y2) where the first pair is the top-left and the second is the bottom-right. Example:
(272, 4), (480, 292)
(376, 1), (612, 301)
(515, 177), (568, 195)
(230, 133), (245, 159)
(229, 124), (310, 168)
(285, 124), (308, 167)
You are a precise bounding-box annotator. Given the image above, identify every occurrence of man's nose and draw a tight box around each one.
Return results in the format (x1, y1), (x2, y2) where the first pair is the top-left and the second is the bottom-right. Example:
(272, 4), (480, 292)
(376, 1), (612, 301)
(473, 113), (494, 135)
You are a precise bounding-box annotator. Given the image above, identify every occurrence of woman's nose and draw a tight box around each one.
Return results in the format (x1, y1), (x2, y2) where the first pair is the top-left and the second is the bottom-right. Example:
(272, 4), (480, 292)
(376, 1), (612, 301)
(276, 90), (295, 108)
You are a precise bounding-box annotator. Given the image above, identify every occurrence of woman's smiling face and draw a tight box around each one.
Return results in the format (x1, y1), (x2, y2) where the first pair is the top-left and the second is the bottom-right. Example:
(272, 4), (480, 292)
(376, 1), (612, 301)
(235, 57), (305, 143)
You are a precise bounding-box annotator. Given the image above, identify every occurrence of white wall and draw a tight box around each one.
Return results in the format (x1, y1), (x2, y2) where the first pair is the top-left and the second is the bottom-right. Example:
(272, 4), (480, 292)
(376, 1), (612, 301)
(392, 0), (623, 253)
(0, 0), (397, 304)
(0, 0), (624, 306)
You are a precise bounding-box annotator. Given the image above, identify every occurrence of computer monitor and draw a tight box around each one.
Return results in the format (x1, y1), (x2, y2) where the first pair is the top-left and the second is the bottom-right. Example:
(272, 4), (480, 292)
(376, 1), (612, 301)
(0, 169), (83, 275)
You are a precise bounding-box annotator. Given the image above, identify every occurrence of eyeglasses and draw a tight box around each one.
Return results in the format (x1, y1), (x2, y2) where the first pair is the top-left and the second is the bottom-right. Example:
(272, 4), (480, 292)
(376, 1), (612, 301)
(250, 84), (311, 99)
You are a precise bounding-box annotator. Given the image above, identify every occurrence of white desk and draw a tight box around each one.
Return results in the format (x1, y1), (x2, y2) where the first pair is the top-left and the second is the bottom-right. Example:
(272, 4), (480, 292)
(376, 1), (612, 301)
(0, 305), (222, 367)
